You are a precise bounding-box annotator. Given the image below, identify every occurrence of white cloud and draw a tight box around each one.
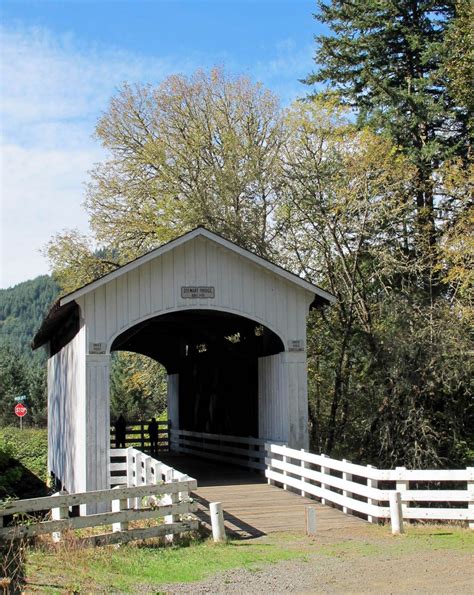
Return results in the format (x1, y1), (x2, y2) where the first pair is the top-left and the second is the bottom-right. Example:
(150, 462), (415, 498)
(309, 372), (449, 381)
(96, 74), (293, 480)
(0, 25), (194, 288)
(0, 24), (313, 288)
(0, 143), (103, 287)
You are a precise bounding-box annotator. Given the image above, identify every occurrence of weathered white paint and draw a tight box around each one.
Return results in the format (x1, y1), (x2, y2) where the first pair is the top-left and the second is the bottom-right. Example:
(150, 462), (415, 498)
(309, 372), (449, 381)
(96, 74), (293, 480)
(210, 502), (226, 542)
(389, 492), (404, 534)
(61, 228), (334, 307)
(74, 236), (314, 350)
(0, 484), (198, 541)
(47, 324), (86, 493)
(85, 354), (110, 511)
(258, 353), (288, 444)
(46, 229), (321, 494)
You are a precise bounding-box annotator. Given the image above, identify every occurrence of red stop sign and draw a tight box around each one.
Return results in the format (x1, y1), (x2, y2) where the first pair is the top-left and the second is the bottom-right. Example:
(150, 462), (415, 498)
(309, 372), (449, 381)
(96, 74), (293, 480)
(14, 403), (27, 417)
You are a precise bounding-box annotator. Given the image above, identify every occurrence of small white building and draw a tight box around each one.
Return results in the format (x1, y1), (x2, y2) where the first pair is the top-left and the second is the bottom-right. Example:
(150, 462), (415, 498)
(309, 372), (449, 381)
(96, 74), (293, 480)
(33, 228), (334, 495)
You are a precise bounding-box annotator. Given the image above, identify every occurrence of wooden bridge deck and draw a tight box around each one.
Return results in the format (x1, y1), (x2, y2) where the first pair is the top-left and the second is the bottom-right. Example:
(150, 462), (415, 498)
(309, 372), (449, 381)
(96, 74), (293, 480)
(159, 454), (364, 539)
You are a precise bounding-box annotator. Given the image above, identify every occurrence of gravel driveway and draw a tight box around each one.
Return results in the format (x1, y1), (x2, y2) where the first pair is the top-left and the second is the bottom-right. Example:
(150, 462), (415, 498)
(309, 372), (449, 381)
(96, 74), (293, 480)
(159, 526), (474, 594)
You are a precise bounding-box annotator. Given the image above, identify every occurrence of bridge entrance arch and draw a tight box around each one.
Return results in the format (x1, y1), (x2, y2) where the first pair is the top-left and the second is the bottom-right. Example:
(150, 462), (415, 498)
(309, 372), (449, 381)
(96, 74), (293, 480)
(110, 309), (285, 439)
(33, 228), (334, 495)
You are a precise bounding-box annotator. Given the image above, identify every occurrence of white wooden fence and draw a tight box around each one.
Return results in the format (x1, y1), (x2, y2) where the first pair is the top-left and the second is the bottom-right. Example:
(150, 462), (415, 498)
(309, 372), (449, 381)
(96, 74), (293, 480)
(110, 447), (191, 488)
(170, 429), (268, 471)
(0, 452), (198, 545)
(266, 444), (474, 527)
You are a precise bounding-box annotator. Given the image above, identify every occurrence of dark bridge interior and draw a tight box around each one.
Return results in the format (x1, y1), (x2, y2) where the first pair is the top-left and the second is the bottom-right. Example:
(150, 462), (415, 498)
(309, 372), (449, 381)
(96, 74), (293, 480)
(110, 310), (284, 437)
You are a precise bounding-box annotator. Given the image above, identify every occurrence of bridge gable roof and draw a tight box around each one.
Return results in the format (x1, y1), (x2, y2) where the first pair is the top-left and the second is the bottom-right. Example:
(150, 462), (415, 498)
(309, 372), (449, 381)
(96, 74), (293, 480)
(60, 227), (335, 306)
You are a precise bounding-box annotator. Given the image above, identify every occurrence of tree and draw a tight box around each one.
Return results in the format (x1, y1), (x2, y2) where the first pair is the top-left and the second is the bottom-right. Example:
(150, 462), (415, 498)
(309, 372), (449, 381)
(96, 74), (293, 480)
(110, 352), (167, 421)
(307, 1), (471, 260)
(90, 69), (283, 254)
(279, 100), (473, 467)
(47, 69), (286, 289)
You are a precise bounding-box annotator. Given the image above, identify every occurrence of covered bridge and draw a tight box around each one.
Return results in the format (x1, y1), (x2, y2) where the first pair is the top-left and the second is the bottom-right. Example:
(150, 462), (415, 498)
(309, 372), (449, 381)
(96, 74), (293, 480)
(33, 228), (334, 495)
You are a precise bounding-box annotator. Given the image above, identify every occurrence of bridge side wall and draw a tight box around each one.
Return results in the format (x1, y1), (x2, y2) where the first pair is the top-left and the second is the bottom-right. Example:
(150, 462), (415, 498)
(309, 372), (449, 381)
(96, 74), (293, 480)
(47, 324), (86, 493)
(258, 352), (309, 449)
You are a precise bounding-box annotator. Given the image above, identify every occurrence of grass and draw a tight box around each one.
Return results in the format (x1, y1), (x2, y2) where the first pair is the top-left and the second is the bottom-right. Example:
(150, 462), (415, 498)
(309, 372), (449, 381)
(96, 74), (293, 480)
(23, 525), (473, 593)
(315, 525), (474, 558)
(26, 537), (304, 592)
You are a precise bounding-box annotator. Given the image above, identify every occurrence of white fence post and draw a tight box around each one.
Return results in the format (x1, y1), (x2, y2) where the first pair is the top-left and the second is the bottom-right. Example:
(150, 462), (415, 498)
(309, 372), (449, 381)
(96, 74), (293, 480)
(51, 491), (68, 543)
(468, 467), (473, 530)
(267, 444), (274, 486)
(320, 454), (328, 505)
(210, 502), (226, 542)
(342, 459), (352, 515)
(301, 448), (307, 498)
(112, 485), (128, 534)
(389, 491), (404, 535)
(136, 451), (145, 509)
(164, 472), (179, 543)
(145, 456), (153, 484)
(282, 445), (288, 490)
(306, 506), (317, 535)
(395, 466), (408, 518)
(367, 464), (378, 523)
(153, 461), (162, 484)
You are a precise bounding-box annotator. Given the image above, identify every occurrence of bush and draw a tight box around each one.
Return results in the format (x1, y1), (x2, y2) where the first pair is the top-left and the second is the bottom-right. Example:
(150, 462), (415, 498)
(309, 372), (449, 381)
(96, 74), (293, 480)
(0, 427), (48, 501)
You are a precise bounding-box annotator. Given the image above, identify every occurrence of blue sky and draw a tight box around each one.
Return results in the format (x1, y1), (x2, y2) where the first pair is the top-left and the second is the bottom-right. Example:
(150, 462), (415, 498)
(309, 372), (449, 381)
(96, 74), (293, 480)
(0, 0), (322, 288)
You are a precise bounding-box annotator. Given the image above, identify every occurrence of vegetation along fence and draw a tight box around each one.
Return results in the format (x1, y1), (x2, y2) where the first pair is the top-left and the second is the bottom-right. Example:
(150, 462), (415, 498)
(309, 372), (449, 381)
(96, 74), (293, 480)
(170, 429), (269, 471)
(0, 453), (198, 546)
(265, 443), (474, 527)
(110, 420), (169, 452)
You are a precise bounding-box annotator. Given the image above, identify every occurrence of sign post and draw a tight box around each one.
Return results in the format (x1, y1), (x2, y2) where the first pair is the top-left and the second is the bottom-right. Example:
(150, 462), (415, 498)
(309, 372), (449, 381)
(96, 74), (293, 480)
(14, 403), (27, 430)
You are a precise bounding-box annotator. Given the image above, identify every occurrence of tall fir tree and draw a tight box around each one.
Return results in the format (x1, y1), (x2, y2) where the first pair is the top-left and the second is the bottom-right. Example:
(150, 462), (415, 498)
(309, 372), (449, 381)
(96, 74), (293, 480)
(307, 1), (471, 260)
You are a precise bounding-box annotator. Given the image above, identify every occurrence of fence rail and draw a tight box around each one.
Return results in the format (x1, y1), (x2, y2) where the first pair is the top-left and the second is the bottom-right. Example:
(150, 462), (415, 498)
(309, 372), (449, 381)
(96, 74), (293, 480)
(110, 447), (191, 487)
(110, 420), (169, 452)
(170, 429), (268, 470)
(1, 450), (198, 545)
(265, 444), (474, 526)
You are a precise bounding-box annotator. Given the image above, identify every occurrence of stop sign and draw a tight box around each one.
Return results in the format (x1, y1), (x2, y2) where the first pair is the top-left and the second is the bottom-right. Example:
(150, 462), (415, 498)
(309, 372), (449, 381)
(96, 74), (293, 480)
(14, 403), (27, 417)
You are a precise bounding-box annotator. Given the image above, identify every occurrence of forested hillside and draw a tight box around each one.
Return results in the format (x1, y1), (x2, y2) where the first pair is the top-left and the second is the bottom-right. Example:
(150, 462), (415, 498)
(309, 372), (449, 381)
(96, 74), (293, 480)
(0, 275), (166, 426)
(0, 276), (59, 426)
(0, 276), (59, 361)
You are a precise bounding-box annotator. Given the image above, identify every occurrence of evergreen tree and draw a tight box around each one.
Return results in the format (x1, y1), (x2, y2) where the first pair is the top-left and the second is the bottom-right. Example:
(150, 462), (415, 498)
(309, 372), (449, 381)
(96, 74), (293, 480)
(307, 1), (471, 257)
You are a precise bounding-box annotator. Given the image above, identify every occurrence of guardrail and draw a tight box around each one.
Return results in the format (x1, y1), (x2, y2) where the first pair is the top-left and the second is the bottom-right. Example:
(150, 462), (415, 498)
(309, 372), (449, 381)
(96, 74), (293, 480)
(266, 444), (474, 527)
(170, 429), (268, 470)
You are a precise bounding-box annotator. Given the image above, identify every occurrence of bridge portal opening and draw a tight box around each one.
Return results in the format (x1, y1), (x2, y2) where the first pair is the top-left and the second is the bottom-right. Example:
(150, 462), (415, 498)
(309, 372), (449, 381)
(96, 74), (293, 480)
(110, 310), (285, 438)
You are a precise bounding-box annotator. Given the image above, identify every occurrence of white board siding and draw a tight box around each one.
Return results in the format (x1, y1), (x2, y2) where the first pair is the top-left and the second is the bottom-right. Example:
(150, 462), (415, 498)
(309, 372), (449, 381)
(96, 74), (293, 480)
(258, 354), (289, 444)
(47, 324), (86, 494)
(258, 353), (309, 449)
(285, 352), (309, 449)
(81, 236), (314, 352)
(85, 355), (110, 502)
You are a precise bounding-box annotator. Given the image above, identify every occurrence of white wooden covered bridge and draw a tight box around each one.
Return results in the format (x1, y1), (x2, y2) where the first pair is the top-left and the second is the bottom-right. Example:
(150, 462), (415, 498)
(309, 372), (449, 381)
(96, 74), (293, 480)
(33, 227), (334, 496)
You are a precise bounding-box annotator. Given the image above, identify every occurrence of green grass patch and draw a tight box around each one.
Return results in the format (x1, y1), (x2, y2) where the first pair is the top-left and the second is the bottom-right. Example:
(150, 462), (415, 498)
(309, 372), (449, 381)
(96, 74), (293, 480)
(26, 538), (305, 592)
(316, 525), (474, 558)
